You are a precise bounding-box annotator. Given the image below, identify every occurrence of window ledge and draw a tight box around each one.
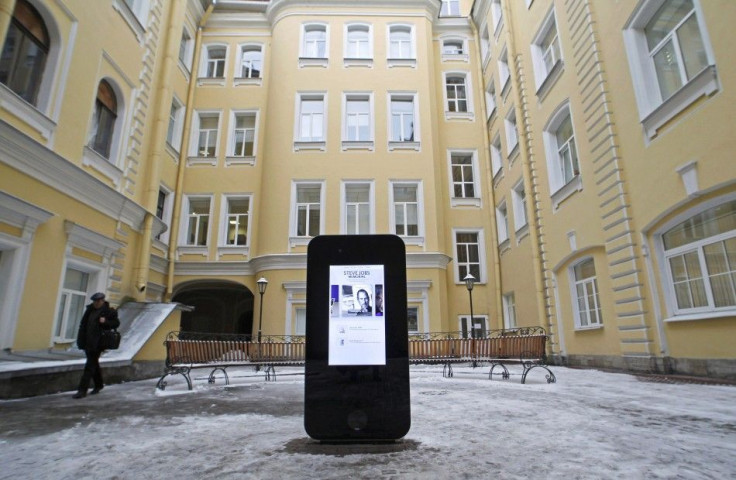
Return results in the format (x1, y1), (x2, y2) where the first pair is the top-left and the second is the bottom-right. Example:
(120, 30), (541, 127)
(341, 141), (374, 152)
(177, 246), (208, 257)
(486, 106), (497, 126)
(399, 235), (424, 246)
(197, 77), (226, 87)
(492, 168), (504, 187)
(289, 236), (312, 248)
(234, 77), (263, 86)
(551, 174), (583, 210)
(165, 141), (180, 161)
(451, 198), (482, 208)
(500, 78), (511, 100)
(0, 83), (56, 141)
(153, 238), (170, 253)
(664, 309), (735, 323)
(574, 324), (603, 332)
(112, 0), (146, 43)
(482, 53), (491, 71)
(442, 53), (469, 63)
(82, 146), (123, 187)
(498, 238), (510, 254)
(507, 143), (520, 163)
(388, 141), (420, 152)
(217, 246), (250, 258)
(387, 58), (417, 68)
(294, 141), (326, 152)
(535, 60), (564, 102)
(187, 156), (218, 166)
(225, 156), (255, 166)
(515, 223), (529, 243)
(343, 58), (373, 68)
(642, 65), (718, 140)
(445, 111), (475, 121)
(177, 60), (192, 80)
(299, 57), (328, 68)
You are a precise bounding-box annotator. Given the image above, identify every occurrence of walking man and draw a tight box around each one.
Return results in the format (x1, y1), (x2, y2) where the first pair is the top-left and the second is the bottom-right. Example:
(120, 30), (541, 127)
(73, 292), (119, 399)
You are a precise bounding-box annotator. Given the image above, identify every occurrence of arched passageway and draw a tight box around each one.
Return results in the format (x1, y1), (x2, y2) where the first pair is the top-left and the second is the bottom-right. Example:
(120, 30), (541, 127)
(172, 281), (254, 337)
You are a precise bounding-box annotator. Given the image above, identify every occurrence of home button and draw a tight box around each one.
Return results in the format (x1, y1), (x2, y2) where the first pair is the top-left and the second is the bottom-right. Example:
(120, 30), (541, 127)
(347, 410), (368, 431)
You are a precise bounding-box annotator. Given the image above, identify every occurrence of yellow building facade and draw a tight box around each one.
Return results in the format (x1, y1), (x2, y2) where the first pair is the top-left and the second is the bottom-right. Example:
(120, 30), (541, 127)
(0, 0), (734, 377)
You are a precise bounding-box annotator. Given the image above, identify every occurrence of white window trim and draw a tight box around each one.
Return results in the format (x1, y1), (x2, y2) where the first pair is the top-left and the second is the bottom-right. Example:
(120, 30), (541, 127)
(387, 24), (417, 68)
(340, 181), (375, 235)
(178, 195), (213, 256)
(83, 78), (128, 187)
(512, 178), (528, 233)
(341, 92), (374, 151)
(568, 257), (604, 330)
(166, 95), (184, 154)
(289, 181), (326, 248)
(542, 102), (583, 208)
(389, 180), (425, 246)
(491, 0), (504, 37)
(387, 91), (420, 151)
(294, 92), (327, 151)
(498, 47), (511, 97)
(178, 26), (194, 75)
(199, 43), (229, 85)
(485, 78), (497, 122)
(504, 107), (519, 159)
(623, 0), (718, 141)
(480, 26), (491, 69)
(452, 228), (487, 284)
(188, 110), (222, 165)
(154, 183), (174, 247)
(344, 22), (373, 66)
(52, 258), (106, 344)
(447, 149), (482, 208)
(113, 0), (150, 43)
(226, 109), (258, 166)
(443, 71), (474, 121)
(441, 35), (469, 63)
(490, 134), (503, 179)
(502, 293), (517, 329)
(235, 43), (264, 86)
(496, 200), (509, 246)
(217, 194), (252, 258)
(300, 22), (329, 68)
(530, 7), (564, 97)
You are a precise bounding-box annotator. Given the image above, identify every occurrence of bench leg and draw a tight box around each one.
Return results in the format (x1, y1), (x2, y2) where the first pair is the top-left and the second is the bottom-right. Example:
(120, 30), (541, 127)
(208, 367), (230, 386)
(489, 362), (509, 380)
(156, 367), (192, 391)
(521, 365), (556, 384)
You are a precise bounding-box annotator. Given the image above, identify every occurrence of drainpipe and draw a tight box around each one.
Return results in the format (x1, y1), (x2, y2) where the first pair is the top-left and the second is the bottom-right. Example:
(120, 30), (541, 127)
(501, 1), (549, 334)
(133, 0), (187, 300)
(164, 0), (216, 301)
(0, 0), (15, 46)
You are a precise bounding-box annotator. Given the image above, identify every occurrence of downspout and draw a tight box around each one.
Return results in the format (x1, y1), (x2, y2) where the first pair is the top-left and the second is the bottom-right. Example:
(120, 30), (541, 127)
(164, 0), (216, 301)
(133, 0), (187, 300)
(468, 18), (503, 328)
(501, 1), (549, 333)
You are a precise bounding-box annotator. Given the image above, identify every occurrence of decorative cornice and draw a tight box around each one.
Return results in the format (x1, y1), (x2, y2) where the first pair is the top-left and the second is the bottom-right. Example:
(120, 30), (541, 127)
(64, 220), (124, 259)
(0, 120), (149, 232)
(0, 191), (54, 240)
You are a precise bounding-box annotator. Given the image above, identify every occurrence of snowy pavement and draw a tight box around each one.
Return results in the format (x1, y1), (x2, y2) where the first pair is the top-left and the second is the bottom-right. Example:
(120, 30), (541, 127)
(1, 365), (734, 479)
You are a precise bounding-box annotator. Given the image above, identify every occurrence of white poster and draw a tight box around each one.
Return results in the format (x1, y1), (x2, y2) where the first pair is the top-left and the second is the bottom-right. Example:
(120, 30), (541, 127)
(328, 265), (386, 366)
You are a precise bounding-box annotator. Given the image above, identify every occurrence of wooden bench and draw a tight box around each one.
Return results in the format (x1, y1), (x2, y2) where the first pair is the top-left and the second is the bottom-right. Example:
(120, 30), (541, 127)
(409, 327), (556, 384)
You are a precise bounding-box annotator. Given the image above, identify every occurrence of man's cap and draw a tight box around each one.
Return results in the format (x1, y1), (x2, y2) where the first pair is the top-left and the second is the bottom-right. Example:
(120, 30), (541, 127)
(91, 292), (106, 301)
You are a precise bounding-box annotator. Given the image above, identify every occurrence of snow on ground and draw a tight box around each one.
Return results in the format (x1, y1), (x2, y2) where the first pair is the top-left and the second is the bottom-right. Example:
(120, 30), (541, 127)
(1, 365), (734, 479)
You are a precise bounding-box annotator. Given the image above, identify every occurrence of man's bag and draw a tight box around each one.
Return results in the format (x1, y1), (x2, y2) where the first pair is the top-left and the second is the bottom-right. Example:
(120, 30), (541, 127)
(100, 329), (121, 350)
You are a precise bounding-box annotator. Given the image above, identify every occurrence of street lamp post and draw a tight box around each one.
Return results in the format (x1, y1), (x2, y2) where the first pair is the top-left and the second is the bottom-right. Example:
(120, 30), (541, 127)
(256, 277), (268, 343)
(464, 273), (476, 367)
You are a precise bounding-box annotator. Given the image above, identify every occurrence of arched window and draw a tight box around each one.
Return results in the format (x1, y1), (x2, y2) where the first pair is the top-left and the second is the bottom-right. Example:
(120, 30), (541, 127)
(0, 0), (49, 105)
(90, 80), (118, 159)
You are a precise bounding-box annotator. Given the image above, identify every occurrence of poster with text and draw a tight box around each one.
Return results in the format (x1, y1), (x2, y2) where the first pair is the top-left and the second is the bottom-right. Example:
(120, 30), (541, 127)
(328, 265), (386, 365)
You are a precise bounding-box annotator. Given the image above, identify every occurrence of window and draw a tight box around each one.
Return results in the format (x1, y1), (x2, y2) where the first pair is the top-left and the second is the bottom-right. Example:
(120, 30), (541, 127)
(496, 201), (509, 244)
(460, 315), (487, 339)
(391, 182), (423, 242)
(193, 111), (220, 158)
(89, 80), (118, 159)
(54, 267), (91, 341)
(491, 0), (504, 34)
(292, 183), (323, 240)
(122, 0), (150, 25)
(223, 196), (251, 247)
(480, 27), (491, 65)
(0, 0), (49, 105)
(623, 0), (717, 139)
(440, 0), (460, 17)
(166, 97), (184, 151)
(202, 45), (226, 78)
(345, 24), (372, 59)
(342, 182), (373, 235)
(531, 8), (562, 92)
(454, 230), (483, 283)
(504, 108), (519, 157)
(389, 93), (418, 147)
(448, 151), (480, 206)
(302, 24), (327, 58)
(445, 74), (469, 114)
(503, 293), (517, 328)
(178, 28), (193, 71)
(295, 307), (306, 336)
(343, 93), (372, 144)
(485, 79), (497, 120)
(407, 307), (419, 332)
(543, 105), (580, 197)
(296, 94), (326, 147)
(388, 25), (415, 65)
(238, 44), (262, 79)
(442, 38), (465, 55)
(571, 258), (603, 328)
(512, 180), (528, 231)
(498, 48), (510, 93)
(229, 111), (257, 162)
(490, 135), (502, 178)
(155, 186), (173, 243)
(661, 200), (736, 315)
(183, 196), (211, 246)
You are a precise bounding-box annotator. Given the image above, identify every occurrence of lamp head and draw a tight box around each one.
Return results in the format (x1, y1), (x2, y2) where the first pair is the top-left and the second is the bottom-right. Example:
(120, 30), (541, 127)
(257, 277), (268, 294)
(463, 273), (476, 291)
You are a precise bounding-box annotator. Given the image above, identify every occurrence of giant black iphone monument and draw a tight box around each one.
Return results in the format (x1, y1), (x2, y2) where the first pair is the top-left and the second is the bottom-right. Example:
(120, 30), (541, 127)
(304, 235), (411, 442)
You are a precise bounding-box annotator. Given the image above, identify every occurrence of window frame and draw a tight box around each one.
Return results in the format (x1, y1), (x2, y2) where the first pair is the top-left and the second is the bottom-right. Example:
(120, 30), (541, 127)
(218, 194), (252, 256)
(180, 195), (213, 250)
(441, 36), (469, 63)
(496, 199), (509, 246)
(388, 92), (420, 151)
(341, 92), (374, 150)
(166, 95), (184, 153)
(294, 92), (327, 151)
(447, 149), (481, 208)
(440, 0), (461, 17)
(453, 228), (486, 284)
(498, 47), (511, 96)
(511, 178), (528, 233)
(178, 26), (194, 74)
(542, 102), (582, 207)
(569, 257), (604, 329)
(504, 107), (519, 159)
(530, 7), (563, 96)
(344, 23), (373, 63)
(502, 293), (517, 329)
(341, 181), (375, 235)
(200, 43), (228, 81)
(235, 43), (264, 85)
(623, 0), (718, 140)
(53, 261), (101, 343)
(289, 181), (325, 247)
(443, 71), (474, 120)
(459, 314), (489, 339)
(189, 110), (222, 164)
(227, 109), (258, 166)
(300, 22), (329, 67)
(389, 180), (424, 246)
(154, 184), (174, 245)
(387, 24), (416, 67)
(491, 0), (504, 36)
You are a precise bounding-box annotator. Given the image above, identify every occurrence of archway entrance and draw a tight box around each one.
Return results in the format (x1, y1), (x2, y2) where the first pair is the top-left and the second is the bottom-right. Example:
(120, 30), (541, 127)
(172, 281), (254, 337)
